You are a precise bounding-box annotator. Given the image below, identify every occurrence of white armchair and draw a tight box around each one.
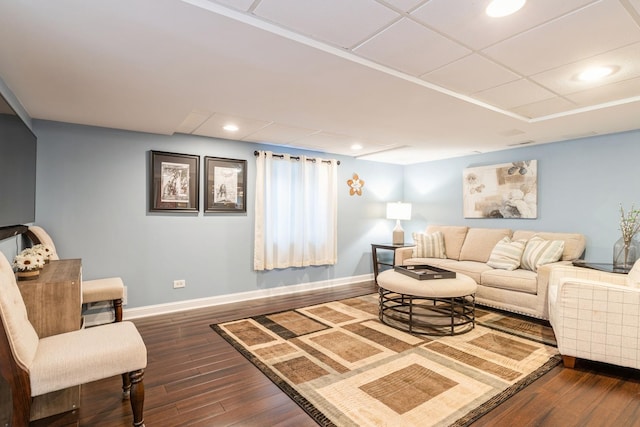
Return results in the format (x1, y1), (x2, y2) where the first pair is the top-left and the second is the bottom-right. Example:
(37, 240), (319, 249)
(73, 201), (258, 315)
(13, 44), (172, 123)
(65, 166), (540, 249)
(548, 260), (640, 369)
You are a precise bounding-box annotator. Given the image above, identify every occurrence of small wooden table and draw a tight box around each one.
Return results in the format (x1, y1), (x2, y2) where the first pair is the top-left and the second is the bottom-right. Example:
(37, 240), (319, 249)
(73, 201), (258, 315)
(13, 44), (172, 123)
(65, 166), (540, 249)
(16, 259), (82, 421)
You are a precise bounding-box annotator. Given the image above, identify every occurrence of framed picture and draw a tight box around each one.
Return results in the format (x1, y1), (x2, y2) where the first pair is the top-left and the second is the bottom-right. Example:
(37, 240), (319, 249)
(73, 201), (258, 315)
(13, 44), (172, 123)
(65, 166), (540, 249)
(463, 160), (537, 219)
(205, 156), (247, 213)
(149, 150), (200, 212)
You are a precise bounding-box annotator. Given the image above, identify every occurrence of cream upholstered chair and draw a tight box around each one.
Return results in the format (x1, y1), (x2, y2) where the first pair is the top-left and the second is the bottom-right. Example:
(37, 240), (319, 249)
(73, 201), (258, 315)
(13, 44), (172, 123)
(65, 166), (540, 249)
(26, 225), (125, 322)
(0, 252), (147, 426)
(548, 259), (640, 369)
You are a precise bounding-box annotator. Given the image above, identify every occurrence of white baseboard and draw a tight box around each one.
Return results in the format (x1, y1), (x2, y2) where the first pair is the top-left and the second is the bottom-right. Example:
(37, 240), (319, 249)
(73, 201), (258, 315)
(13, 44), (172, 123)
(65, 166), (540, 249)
(122, 273), (374, 320)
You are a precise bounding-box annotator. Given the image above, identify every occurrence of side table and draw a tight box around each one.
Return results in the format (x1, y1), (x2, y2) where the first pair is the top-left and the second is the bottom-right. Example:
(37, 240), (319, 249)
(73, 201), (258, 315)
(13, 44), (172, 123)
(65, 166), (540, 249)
(371, 243), (415, 283)
(572, 260), (631, 274)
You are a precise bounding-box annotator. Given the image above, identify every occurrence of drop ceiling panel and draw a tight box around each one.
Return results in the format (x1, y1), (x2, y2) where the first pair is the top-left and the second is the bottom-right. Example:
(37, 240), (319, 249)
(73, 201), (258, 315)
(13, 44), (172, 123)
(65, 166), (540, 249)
(422, 54), (520, 94)
(483, 1), (640, 76)
(176, 109), (212, 134)
(253, 0), (400, 48)
(193, 113), (271, 140)
(294, 131), (363, 149)
(511, 97), (578, 119)
(529, 42), (640, 95)
(566, 77), (640, 106)
(242, 123), (319, 143)
(379, 0), (426, 13)
(474, 79), (556, 110)
(357, 145), (472, 165)
(410, 0), (598, 50)
(354, 18), (471, 76)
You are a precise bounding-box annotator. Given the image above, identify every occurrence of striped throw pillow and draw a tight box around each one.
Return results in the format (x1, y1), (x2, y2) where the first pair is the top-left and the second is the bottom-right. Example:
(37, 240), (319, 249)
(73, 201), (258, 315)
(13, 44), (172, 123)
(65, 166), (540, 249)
(487, 237), (526, 270)
(412, 231), (446, 259)
(521, 237), (565, 272)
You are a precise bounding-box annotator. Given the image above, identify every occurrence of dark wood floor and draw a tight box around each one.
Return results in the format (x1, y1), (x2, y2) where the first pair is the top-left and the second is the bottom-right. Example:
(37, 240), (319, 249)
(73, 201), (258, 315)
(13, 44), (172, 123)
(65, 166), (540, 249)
(31, 281), (640, 427)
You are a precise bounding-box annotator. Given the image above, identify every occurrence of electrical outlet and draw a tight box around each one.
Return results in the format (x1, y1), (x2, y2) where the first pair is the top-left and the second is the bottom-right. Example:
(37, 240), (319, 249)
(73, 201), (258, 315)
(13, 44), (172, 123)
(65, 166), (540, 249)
(173, 279), (186, 289)
(123, 286), (128, 305)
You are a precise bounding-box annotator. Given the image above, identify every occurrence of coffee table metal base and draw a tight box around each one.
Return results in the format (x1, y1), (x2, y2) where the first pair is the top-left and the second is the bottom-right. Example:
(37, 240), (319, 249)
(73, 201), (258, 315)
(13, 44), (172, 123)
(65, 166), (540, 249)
(379, 288), (475, 336)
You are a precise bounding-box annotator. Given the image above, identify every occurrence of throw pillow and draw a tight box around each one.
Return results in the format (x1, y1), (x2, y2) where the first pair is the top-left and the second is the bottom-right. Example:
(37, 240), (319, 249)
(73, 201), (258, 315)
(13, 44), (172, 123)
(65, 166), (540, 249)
(486, 237), (526, 271)
(521, 237), (565, 272)
(412, 231), (446, 259)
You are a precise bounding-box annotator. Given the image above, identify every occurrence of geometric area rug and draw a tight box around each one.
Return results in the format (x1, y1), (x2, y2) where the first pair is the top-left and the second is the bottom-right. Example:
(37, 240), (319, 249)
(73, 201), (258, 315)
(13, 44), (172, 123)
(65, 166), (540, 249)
(211, 294), (560, 427)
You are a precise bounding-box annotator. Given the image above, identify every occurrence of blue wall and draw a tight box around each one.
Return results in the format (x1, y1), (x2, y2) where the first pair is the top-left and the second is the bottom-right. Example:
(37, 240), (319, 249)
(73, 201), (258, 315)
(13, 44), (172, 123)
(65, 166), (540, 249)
(403, 129), (640, 262)
(2, 77), (639, 309)
(29, 120), (403, 308)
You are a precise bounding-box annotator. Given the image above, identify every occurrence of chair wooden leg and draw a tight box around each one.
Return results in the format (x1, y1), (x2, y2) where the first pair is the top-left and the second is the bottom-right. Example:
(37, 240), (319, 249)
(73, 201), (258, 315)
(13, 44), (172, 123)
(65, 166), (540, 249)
(9, 385), (31, 427)
(129, 369), (145, 427)
(562, 355), (577, 368)
(122, 372), (132, 400)
(114, 298), (123, 323)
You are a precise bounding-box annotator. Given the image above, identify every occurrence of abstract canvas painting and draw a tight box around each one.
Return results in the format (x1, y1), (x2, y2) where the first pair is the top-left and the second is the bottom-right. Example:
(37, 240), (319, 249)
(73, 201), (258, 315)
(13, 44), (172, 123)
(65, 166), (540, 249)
(463, 160), (537, 219)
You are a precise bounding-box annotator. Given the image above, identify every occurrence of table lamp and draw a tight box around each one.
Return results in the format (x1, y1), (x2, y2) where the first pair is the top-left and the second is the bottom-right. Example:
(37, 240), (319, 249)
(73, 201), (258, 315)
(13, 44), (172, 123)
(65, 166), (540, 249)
(386, 202), (412, 245)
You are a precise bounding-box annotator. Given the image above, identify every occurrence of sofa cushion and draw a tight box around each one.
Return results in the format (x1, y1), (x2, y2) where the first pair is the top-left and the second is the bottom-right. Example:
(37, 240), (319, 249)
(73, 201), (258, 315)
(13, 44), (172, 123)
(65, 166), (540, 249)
(481, 268), (538, 294)
(486, 237), (527, 271)
(425, 225), (468, 260)
(521, 237), (565, 272)
(443, 260), (494, 283)
(459, 228), (512, 263)
(512, 230), (585, 261)
(411, 231), (446, 259)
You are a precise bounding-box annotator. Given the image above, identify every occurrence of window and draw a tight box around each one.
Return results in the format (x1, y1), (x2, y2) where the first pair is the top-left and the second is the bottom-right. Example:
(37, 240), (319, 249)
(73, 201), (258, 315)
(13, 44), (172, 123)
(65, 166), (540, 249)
(253, 151), (338, 271)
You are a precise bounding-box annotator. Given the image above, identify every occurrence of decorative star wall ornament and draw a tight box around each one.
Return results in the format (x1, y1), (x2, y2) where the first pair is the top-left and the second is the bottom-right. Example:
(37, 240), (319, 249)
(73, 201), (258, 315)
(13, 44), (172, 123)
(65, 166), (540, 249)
(347, 173), (364, 196)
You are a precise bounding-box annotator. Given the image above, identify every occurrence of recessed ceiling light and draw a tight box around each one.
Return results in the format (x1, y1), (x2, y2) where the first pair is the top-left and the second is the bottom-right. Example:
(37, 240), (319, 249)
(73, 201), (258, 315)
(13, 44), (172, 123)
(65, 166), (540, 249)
(577, 66), (614, 82)
(351, 143), (363, 151)
(223, 124), (239, 132)
(486, 0), (526, 17)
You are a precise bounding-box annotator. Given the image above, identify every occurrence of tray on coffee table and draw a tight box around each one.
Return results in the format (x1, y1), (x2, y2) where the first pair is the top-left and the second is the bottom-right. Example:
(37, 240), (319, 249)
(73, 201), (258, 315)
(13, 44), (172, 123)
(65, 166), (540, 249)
(394, 264), (456, 280)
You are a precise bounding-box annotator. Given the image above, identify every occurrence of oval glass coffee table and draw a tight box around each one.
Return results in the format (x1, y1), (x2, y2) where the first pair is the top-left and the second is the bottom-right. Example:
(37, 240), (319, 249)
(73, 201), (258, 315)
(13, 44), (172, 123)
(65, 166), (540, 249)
(376, 269), (477, 336)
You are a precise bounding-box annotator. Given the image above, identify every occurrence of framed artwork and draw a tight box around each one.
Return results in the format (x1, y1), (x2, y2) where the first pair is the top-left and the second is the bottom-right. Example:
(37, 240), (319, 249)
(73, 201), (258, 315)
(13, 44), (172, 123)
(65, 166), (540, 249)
(205, 156), (247, 213)
(149, 150), (200, 212)
(463, 160), (537, 219)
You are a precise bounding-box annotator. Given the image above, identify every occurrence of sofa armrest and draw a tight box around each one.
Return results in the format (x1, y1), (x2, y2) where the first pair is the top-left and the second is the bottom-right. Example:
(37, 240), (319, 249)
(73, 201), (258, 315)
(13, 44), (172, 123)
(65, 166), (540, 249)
(394, 247), (414, 266)
(532, 261), (571, 319)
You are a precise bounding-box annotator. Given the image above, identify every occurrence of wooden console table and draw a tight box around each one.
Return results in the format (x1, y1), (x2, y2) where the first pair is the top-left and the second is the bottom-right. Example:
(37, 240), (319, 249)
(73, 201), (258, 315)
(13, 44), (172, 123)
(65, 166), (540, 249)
(0, 259), (82, 423)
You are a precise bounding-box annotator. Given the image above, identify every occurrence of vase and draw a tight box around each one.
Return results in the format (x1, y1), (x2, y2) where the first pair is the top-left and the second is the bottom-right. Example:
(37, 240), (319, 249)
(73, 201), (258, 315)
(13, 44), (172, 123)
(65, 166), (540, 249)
(16, 269), (40, 281)
(613, 236), (640, 270)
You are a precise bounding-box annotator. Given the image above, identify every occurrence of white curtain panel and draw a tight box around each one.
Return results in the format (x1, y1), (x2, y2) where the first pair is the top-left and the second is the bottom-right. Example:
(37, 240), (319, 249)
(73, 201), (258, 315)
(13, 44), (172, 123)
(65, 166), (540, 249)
(254, 151), (338, 271)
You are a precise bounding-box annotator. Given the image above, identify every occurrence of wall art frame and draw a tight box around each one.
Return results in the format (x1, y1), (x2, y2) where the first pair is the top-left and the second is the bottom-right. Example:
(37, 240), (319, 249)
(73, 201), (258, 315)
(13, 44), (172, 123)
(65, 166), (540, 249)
(204, 156), (247, 213)
(463, 160), (537, 219)
(149, 150), (200, 213)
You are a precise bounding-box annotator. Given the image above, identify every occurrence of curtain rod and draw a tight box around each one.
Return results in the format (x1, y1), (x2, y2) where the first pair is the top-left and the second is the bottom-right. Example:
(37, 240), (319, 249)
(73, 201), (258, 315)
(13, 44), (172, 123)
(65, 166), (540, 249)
(254, 150), (340, 165)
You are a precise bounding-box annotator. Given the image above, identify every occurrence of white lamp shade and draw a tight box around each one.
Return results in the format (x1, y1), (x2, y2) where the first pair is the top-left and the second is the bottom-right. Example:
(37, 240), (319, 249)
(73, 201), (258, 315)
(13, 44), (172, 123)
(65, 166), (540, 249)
(386, 202), (412, 221)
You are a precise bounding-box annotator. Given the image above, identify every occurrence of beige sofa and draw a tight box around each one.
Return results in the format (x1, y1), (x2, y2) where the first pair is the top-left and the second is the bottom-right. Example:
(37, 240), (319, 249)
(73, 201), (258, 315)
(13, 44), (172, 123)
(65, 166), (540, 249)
(395, 226), (586, 320)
